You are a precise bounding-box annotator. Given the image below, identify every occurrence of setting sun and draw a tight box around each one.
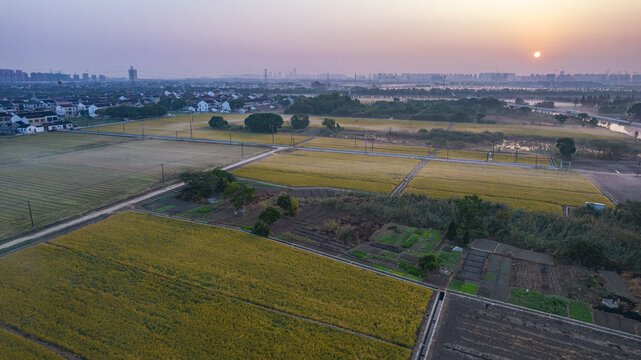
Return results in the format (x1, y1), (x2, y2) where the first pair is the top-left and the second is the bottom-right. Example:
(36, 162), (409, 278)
(533, 51), (542, 58)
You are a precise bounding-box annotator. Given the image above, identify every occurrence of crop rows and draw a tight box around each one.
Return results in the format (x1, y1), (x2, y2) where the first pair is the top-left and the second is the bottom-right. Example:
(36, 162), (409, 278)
(0, 328), (63, 360)
(405, 161), (612, 212)
(433, 149), (545, 165)
(0, 135), (263, 241)
(233, 150), (420, 193)
(451, 122), (624, 139)
(0, 212), (432, 359)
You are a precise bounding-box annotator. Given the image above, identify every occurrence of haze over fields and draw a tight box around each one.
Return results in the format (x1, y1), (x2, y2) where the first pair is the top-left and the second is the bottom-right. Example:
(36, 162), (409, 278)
(2, 0), (641, 77)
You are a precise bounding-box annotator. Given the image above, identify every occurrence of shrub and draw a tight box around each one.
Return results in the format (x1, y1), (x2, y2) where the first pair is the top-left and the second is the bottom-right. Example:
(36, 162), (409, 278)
(418, 254), (439, 271)
(209, 116), (228, 129)
(322, 118), (338, 130)
(569, 300), (592, 323)
(223, 182), (256, 211)
(259, 206), (281, 225)
(277, 193), (298, 216)
(251, 221), (271, 237)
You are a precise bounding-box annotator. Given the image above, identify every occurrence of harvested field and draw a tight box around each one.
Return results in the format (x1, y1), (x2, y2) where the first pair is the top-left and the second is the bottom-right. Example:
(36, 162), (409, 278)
(510, 260), (591, 300)
(451, 122), (626, 139)
(0, 212), (432, 359)
(433, 149), (546, 165)
(302, 136), (432, 156)
(428, 294), (641, 359)
(404, 161), (613, 212)
(0, 134), (264, 241)
(307, 116), (449, 132)
(233, 150), (420, 193)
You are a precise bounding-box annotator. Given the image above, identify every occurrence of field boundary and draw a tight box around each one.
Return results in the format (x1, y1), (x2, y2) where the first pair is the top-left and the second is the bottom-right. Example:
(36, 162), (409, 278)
(392, 159), (428, 196)
(584, 173), (619, 205)
(0, 323), (82, 360)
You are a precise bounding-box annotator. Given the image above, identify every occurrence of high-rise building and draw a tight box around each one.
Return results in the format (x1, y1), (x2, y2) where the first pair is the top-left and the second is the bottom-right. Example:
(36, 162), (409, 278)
(128, 66), (138, 81)
(82, 73), (89, 81)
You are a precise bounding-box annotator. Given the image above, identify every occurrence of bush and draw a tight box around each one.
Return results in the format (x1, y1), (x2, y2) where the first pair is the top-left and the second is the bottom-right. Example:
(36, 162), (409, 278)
(290, 114), (310, 130)
(244, 113), (283, 133)
(179, 170), (235, 202)
(418, 254), (439, 271)
(322, 118), (337, 130)
(252, 221), (270, 237)
(276, 193), (298, 216)
(259, 206), (281, 225)
(209, 116), (228, 129)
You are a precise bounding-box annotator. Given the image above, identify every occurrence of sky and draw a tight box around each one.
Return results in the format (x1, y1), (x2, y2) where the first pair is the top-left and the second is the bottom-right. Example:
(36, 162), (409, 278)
(1, 0), (640, 78)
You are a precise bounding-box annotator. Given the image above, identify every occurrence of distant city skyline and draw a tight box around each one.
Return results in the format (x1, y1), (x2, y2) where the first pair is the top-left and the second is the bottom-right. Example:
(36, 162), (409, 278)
(1, 0), (640, 78)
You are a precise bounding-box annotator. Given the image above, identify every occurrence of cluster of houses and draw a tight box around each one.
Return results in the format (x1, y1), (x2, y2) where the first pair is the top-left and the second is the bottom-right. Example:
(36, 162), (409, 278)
(0, 88), (287, 135)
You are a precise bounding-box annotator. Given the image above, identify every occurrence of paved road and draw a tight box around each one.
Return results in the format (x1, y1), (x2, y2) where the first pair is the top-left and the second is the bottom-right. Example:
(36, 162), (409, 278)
(0, 149), (280, 252)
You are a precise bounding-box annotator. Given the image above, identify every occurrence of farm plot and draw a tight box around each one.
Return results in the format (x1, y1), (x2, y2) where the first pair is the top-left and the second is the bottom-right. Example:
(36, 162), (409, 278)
(404, 161), (612, 213)
(0, 135), (264, 241)
(302, 137), (432, 156)
(97, 114), (309, 145)
(0, 212), (432, 359)
(0, 132), (130, 164)
(348, 223), (444, 280)
(451, 122), (625, 139)
(233, 150), (420, 193)
(433, 149), (545, 165)
(427, 294), (640, 360)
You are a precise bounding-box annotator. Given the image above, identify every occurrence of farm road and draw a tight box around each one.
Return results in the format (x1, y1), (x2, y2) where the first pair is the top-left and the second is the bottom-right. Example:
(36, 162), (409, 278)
(0, 149), (281, 253)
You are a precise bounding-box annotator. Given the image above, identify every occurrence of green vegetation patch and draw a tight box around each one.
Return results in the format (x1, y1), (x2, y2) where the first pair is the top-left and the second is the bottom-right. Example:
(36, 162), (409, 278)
(156, 205), (176, 212)
(509, 287), (570, 317)
(448, 279), (478, 295)
(569, 300), (593, 323)
(187, 206), (214, 215)
(349, 249), (369, 259)
(438, 250), (461, 269)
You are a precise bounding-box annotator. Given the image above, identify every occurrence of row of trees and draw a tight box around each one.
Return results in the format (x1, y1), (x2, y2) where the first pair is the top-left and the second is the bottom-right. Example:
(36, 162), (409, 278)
(208, 113), (312, 132)
(97, 104), (168, 119)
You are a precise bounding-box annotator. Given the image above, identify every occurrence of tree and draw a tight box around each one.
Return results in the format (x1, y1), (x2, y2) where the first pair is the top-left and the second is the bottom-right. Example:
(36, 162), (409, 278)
(259, 206), (281, 225)
(514, 98), (526, 105)
(445, 221), (458, 241)
(554, 114), (568, 125)
(244, 113), (284, 133)
(322, 117), (337, 130)
(418, 254), (439, 271)
(229, 99), (245, 111)
(209, 116), (228, 129)
(252, 221), (271, 237)
(223, 182), (256, 212)
(454, 195), (488, 232)
(457, 230), (471, 247)
(276, 193), (298, 216)
(290, 113), (310, 130)
(627, 103), (641, 120)
(577, 113), (589, 122)
(179, 170), (235, 202)
(556, 137), (576, 161)
(588, 117), (599, 127)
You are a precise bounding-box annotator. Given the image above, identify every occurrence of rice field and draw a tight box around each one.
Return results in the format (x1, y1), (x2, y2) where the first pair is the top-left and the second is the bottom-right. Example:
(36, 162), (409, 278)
(0, 133), (264, 241)
(96, 115), (309, 145)
(0, 212), (431, 359)
(233, 150), (420, 193)
(302, 136), (433, 156)
(307, 116), (449, 132)
(433, 149), (547, 165)
(451, 123), (625, 139)
(405, 161), (612, 213)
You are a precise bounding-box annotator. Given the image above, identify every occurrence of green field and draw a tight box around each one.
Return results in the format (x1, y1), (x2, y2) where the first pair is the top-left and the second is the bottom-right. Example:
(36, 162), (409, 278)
(0, 212), (432, 359)
(302, 136), (433, 156)
(0, 133), (264, 241)
(405, 161), (612, 213)
(233, 150), (420, 193)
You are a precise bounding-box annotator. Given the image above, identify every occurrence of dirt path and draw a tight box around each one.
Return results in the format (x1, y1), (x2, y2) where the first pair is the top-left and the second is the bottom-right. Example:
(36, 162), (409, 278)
(391, 159), (428, 196)
(0, 324), (83, 360)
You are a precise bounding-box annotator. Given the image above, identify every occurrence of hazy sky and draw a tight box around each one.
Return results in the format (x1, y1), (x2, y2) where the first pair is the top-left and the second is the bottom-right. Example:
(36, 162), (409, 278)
(1, 0), (640, 78)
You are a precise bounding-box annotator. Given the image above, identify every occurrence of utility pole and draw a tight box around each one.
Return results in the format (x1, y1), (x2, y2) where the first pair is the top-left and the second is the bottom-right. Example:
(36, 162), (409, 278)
(515, 148), (519, 163)
(190, 115), (193, 138)
(229, 132), (232, 143)
(388, 127), (391, 143)
(141, 126), (144, 137)
(27, 200), (34, 227)
(271, 125), (274, 144)
(176, 130), (178, 139)
(122, 122), (125, 133)
(354, 137), (357, 149)
(161, 164), (165, 183)
(241, 142), (244, 158)
(637, 160), (640, 176)
(290, 126), (293, 146)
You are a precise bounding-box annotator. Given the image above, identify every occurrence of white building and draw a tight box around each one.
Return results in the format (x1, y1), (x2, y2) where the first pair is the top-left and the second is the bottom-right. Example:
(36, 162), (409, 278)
(220, 101), (231, 113)
(197, 101), (209, 112)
